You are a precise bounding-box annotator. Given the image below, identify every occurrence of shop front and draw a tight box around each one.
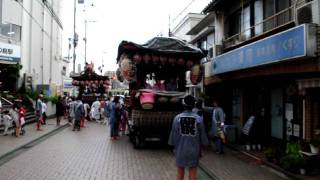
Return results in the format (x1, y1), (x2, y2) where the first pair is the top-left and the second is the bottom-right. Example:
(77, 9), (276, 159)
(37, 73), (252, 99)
(0, 41), (21, 91)
(203, 24), (319, 145)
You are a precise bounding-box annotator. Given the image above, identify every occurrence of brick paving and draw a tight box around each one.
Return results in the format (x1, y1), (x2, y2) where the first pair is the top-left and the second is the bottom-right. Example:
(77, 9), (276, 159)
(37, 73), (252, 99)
(0, 122), (178, 180)
(0, 118), (67, 158)
(0, 120), (295, 180)
(200, 147), (289, 180)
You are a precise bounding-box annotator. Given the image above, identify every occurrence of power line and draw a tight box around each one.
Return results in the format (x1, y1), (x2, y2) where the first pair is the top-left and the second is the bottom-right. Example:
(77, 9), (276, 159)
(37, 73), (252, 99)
(171, 0), (196, 24)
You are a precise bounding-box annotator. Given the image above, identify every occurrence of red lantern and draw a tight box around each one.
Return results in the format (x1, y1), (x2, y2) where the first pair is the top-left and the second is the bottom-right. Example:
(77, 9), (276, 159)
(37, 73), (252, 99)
(152, 54), (159, 64)
(177, 58), (185, 66)
(168, 57), (175, 65)
(120, 57), (136, 81)
(190, 64), (202, 85)
(143, 54), (151, 64)
(133, 53), (142, 64)
(186, 60), (194, 68)
(104, 80), (110, 85)
(160, 56), (167, 65)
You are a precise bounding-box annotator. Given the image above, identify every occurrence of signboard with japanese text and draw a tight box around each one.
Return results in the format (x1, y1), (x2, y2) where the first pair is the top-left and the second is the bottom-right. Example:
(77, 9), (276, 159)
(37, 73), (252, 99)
(0, 42), (21, 62)
(212, 24), (316, 75)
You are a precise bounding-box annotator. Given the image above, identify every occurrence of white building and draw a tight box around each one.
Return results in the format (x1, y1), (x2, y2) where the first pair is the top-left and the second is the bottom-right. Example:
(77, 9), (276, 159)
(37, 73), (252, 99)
(0, 0), (68, 95)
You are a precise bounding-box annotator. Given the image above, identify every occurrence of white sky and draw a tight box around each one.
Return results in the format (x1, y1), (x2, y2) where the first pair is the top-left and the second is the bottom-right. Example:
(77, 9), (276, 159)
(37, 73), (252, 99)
(61, 0), (212, 73)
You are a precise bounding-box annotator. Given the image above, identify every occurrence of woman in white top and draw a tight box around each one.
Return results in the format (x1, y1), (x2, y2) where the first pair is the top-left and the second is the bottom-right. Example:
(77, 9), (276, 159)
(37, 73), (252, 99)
(42, 102), (47, 124)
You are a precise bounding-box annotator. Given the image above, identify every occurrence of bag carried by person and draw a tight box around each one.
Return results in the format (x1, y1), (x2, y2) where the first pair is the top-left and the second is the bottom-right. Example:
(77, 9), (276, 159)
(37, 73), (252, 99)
(217, 128), (227, 144)
(20, 117), (25, 126)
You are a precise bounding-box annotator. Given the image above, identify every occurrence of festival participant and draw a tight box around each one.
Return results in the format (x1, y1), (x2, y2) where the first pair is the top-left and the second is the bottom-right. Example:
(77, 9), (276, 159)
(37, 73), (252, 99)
(168, 95), (208, 180)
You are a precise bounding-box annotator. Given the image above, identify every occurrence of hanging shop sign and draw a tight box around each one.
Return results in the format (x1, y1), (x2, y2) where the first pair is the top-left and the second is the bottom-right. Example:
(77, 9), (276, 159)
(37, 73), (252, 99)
(212, 24), (317, 75)
(0, 42), (21, 62)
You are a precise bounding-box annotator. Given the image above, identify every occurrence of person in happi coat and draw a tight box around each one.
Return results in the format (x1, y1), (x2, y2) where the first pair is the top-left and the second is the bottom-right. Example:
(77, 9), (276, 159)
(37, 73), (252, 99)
(168, 95), (208, 180)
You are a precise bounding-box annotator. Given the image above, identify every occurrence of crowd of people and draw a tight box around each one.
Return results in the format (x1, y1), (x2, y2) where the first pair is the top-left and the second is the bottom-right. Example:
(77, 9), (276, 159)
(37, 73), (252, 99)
(60, 95), (128, 139)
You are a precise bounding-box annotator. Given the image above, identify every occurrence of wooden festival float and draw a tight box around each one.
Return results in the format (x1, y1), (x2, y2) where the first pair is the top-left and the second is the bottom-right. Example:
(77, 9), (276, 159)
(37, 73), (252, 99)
(71, 63), (111, 104)
(116, 37), (205, 148)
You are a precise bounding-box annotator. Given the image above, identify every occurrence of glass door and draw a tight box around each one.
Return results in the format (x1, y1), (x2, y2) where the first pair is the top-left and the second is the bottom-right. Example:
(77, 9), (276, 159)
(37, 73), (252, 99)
(271, 88), (284, 139)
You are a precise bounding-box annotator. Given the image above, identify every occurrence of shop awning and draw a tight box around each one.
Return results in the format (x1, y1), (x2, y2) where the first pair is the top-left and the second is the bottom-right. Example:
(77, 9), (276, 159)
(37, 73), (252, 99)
(297, 78), (320, 90)
(0, 60), (17, 64)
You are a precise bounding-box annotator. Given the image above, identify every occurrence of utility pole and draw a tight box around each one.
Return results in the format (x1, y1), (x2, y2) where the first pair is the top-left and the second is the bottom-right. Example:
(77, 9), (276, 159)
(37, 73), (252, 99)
(84, 20), (87, 64)
(73, 0), (77, 73)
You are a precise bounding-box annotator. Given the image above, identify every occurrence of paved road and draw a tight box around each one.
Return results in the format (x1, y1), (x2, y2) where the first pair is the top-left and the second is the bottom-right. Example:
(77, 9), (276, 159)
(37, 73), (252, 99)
(0, 120), (289, 180)
(0, 122), (190, 180)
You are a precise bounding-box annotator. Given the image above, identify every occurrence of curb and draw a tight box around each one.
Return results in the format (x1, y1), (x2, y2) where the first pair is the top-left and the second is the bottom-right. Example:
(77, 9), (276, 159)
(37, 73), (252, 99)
(226, 144), (299, 180)
(0, 123), (70, 166)
(199, 162), (219, 180)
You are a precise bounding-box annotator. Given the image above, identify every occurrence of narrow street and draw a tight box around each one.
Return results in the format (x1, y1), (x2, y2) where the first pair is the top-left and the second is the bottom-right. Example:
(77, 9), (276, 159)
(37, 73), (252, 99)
(0, 119), (288, 180)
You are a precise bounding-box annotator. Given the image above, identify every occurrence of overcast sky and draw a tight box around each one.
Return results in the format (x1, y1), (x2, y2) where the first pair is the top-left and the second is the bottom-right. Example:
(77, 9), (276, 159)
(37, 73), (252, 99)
(61, 0), (212, 73)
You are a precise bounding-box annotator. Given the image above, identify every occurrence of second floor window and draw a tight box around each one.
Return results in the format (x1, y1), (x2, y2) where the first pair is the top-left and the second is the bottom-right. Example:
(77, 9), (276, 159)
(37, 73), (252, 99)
(264, 0), (292, 31)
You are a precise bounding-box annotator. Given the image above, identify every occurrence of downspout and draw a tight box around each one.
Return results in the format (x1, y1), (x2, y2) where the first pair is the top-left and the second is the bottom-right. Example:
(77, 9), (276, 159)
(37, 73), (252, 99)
(49, 8), (53, 84)
(41, 5), (44, 85)
(28, 0), (33, 75)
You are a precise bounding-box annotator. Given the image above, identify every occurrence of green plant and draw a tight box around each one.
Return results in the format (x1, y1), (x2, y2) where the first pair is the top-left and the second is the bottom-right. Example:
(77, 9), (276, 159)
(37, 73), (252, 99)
(280, 141), (304, 172)
(46, 96), (60, 104)
(264, 147), (276, 161)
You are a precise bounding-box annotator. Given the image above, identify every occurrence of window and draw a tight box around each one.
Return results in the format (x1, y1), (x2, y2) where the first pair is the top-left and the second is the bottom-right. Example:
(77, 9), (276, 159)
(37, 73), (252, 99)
(263, 0), (292, 31)
(227, 10), (241, 37)
(0, 23), (22, 41)
(254, 0), (263, 35)
(241, 5), (251, 40)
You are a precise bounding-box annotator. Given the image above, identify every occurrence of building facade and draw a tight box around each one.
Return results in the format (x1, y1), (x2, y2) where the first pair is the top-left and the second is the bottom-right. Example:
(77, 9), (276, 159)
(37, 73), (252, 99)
(171, 13), (207, 98)
(202, 0), (320, 145)
(0, 0), (68, 95)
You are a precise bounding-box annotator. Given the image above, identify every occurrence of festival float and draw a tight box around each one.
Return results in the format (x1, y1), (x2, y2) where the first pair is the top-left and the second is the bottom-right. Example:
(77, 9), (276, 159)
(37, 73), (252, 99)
(116, 37), (205, 148)
(71, 63), (111, 104)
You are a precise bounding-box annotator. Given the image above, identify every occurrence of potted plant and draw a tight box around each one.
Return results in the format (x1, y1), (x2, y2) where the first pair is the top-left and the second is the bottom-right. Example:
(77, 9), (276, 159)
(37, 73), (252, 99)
(264, 146), (275, 162)
(280, 141), (304, 173)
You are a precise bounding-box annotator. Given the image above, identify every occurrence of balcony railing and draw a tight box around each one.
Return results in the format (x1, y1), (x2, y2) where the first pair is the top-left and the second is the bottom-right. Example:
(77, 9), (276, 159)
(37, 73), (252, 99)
(223, 6), (295, 50)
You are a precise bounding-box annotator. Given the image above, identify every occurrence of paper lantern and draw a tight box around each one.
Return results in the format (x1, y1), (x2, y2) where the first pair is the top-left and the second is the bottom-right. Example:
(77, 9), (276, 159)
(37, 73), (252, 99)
(99, 80), (104, 85)
(143, 54), (151, 64)
(190, 64), (202, 85)
(160, 56), (167, 65)
(168, 57), (175, 65)
(120, 55), (136, 81)
(85, 80), (89, 85)
(186, 60), (194, 68)
(177, 58), (185, 66)
(152, 54), (159, 64)
(90, 80), (94, 84)
(133, 53), (142, 64)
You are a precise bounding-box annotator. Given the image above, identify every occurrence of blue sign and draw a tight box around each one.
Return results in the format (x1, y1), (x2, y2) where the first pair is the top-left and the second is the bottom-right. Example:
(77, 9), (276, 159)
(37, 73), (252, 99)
(212, 25), (306, 74)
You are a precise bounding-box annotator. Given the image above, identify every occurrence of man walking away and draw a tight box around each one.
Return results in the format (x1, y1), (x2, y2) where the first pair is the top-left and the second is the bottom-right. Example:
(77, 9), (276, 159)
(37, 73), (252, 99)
(203, 98), (226, 154)
(56, 96), (64, 126)
(168, 95), (208, 180)
(73, 98), (84, 131)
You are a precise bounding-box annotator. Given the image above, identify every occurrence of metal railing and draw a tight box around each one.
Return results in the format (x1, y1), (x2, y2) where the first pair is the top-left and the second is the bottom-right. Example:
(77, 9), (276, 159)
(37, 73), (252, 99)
(223, 6), (295, 49)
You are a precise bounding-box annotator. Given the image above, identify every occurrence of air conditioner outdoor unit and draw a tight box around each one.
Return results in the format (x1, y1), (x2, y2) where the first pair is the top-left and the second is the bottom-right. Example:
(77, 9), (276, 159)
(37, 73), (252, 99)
(296, 0), (320, 25)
